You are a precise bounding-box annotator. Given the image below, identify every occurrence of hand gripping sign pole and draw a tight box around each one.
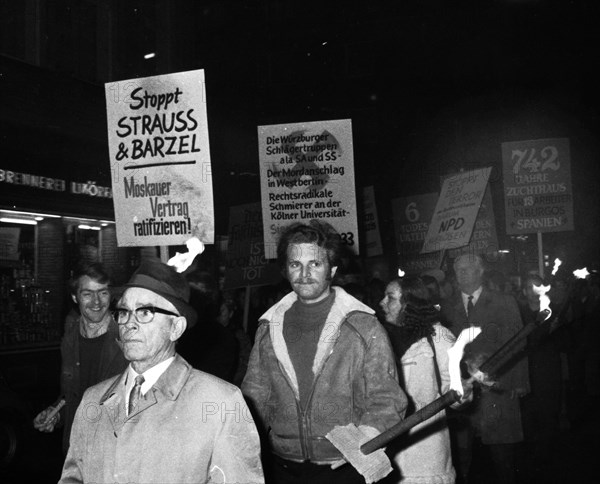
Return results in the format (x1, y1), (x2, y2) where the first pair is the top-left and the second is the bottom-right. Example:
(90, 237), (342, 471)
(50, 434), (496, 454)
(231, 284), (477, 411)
(327, 285), (553, 483)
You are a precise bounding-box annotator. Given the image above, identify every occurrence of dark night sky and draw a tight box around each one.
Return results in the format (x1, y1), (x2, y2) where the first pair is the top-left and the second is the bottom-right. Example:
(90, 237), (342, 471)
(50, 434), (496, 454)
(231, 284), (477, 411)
(2, 0), (599, 271)
(194, 0), (600, 270)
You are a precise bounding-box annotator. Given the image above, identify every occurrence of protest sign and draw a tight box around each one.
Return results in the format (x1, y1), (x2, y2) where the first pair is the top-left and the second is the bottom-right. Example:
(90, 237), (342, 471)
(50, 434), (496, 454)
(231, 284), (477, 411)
(502, 138), (573, 234)
(362, 185), (383, 257)
(223, 202), (281, 290)
(392, 193), (443, 274)
(421, 167), (491, 254)
(105, 69), (214, 247)
(258, 119), (358, 258)
(447, 185), (499, 259)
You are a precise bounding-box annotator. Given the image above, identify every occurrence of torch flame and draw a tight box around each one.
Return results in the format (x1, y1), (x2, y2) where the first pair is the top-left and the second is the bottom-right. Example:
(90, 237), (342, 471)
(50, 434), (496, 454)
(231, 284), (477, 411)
(551, 258), (562, 276)
(447, 327), (482, 396)
(573, 267), (590, 279)
(533, 283), (552, 321)
(167, 237), (205, 273)
(398, 268), (406, 278)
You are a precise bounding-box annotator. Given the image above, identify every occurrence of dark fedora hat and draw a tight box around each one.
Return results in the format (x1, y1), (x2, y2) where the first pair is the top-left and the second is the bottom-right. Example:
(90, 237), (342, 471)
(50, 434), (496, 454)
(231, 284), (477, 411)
(122, 257), (197, 327)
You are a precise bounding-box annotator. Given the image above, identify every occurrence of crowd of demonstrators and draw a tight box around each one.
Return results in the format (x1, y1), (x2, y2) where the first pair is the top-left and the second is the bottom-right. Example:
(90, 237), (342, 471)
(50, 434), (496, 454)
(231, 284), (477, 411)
(30, 221), (600, 484)
(379, 276), (460, 484)
(33, 263), (128, 456)
(242, 220), (407, 484)
(173, 245), (595, 484)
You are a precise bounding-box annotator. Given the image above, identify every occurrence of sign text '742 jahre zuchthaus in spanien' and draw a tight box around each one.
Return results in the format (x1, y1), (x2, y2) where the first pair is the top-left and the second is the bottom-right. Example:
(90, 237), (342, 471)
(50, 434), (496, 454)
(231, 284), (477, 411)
(105, 69), (214, 247)
(502, 138), (573, 234)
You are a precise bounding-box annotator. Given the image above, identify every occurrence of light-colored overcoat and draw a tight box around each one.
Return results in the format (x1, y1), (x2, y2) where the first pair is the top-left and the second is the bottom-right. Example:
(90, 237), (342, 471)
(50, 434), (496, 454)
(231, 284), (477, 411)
(59, 354), (264, 483)
(391, 323), (456, 484)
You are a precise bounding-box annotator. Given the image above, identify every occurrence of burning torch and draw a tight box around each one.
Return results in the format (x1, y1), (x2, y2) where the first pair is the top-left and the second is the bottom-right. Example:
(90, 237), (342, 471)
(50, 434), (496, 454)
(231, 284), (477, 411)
(573, 267), (590, 280)
(326, 286), (553, 483)
(167, 237), (205, 273)
(326, 327), (480, 482)
(551, 258), (562, 276)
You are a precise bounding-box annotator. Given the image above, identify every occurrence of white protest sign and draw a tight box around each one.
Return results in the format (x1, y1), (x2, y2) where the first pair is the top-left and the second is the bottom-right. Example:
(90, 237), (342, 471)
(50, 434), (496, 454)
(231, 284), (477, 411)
(447, 185), (499, 259)
(105, 69), (214, 247)
(421, 167), (491, 254)
(258, 119), (358, 258)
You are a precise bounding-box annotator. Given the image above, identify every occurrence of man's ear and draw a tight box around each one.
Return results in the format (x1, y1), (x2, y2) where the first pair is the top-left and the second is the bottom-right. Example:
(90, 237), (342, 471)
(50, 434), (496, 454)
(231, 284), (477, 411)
(170, 316), (187, 342)
(71, 294), (77, 305)
(331, 266), (338, 279)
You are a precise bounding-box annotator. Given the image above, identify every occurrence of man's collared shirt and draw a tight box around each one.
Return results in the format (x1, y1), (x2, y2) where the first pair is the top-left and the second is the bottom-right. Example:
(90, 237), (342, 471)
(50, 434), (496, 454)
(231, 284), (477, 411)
(461, 286), (483, 315)
(125, 356), (175, 414)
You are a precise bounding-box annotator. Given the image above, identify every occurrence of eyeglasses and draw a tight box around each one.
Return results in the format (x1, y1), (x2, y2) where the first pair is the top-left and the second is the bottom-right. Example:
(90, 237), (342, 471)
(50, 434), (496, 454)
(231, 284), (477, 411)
(114, 306), (180, 325)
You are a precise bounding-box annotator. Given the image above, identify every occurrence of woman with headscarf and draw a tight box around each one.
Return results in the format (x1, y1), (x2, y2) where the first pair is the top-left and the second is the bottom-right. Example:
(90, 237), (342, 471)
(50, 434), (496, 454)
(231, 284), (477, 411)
(379, 276), (457, 484)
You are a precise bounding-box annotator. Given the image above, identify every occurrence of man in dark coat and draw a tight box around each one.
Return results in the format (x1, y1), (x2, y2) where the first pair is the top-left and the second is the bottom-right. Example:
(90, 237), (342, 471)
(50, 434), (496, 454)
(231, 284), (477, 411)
(441, 254), (529, 484)
(33, 263), (128, 455)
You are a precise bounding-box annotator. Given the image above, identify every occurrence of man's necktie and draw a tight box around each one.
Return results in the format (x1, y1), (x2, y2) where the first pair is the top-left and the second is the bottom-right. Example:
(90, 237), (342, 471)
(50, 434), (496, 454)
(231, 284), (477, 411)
(467, 295), (474, 318)
(128, 375), (145, 415)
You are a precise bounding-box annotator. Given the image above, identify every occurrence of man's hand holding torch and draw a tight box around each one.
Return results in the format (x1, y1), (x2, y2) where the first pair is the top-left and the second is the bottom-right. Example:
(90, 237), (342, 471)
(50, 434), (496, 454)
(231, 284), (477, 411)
(325, 288), (554, 482)
(325, 327), (481, 482)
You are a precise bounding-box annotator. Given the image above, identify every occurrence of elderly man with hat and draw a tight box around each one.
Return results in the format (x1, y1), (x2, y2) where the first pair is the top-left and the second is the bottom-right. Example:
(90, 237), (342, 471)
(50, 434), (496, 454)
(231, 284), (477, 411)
(59, 258), (264, 484)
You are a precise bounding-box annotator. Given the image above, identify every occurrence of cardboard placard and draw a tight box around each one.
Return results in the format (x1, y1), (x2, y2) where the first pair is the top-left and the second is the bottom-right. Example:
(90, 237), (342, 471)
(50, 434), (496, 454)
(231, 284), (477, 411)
(258, 119), (358, 258)
(105, 69), (214, 247)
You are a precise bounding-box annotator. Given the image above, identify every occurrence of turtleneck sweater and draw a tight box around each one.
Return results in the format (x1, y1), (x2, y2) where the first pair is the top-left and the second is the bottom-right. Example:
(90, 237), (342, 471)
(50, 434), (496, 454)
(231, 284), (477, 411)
(283, 290), (336, 410)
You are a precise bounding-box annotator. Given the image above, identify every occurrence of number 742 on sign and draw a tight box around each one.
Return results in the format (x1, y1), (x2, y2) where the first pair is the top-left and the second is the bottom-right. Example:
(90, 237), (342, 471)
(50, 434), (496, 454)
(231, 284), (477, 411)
(512, 145), (560, 174)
